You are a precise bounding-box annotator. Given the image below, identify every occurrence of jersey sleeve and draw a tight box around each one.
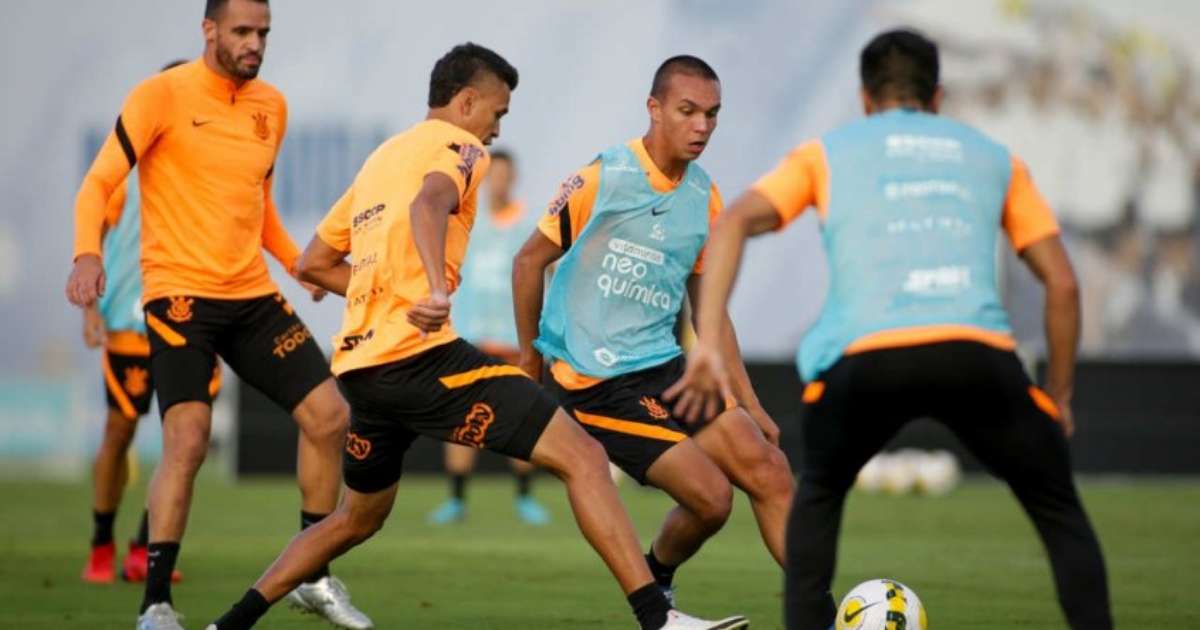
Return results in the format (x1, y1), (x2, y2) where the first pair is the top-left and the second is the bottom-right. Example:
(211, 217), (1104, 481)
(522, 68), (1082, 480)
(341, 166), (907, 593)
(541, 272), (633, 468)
(1002, 154), (1061, 251)
(428, 139), (490, 209)
(537, 162), (601, 250)
(691, 182), (725, 274)
(750, 140), (828, 227)
(260, 100), (301, 272)
(74, 75), (170, 259)
(316, 185), (355, 253)
(103, 179), (129, 230)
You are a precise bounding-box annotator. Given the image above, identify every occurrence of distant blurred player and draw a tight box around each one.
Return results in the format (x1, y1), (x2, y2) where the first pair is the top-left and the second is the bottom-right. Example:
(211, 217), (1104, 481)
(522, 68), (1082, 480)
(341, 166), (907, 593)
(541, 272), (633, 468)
(66, 2), (370, 629)
(205, 42), (747, 630)
(513, 55), (794, 602)
(427, 150), (550, 526)
(81, 60), (207, 585)
(669, 29), (1113, 630)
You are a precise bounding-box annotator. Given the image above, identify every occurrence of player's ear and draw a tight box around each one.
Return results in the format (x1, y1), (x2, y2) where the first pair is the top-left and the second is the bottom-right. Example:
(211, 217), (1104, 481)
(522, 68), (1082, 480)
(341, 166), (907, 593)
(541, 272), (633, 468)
(929, 85), (945, 114)
(460, 86), (479, 119)
(201, 17), (218, 46)
(859, 87), (874, 115)
(647, 96), (662, 124)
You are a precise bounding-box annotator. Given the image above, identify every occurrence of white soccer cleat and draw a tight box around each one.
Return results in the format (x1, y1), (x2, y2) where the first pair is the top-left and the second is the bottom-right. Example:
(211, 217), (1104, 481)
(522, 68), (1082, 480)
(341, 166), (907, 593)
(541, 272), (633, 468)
(136, 603), (185, 630)
(286, 575), (374, 629)
(659, 609), (750, 629)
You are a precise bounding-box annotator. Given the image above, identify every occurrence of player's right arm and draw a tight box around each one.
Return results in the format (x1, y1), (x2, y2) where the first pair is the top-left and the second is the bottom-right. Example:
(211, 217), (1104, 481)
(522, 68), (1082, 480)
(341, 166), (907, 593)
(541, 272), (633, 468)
(512, 166), (600, 381)
(67, 77), (169, 307)
(301, 186), (354, 297)
(667, 141), (824, 423)
(82, 305), (106, 349)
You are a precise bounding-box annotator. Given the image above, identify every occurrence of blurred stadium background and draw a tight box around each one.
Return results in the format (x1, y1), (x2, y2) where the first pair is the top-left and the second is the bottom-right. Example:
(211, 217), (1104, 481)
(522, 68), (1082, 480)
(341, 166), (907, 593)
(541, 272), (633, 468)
(1, 0), (1198, 627)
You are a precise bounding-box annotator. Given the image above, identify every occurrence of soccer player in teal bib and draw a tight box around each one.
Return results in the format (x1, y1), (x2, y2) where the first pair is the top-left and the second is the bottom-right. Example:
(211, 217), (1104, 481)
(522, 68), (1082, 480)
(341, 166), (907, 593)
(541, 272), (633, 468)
(669, 30), (1112, 630)
(514, 56), (795, 601)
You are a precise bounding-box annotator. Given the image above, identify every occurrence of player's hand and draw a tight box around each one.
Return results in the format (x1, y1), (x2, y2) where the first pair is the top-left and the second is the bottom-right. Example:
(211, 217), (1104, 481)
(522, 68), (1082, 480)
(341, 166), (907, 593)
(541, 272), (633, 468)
(299, 280), (327, 302)
(407, 291), (451, 334)
(519, 351), (544, 384)
(747, 404), (781, 446)
(663, 341), (734, 426)
(1054, 396), (1075, 438)
(66, 254), (106, 307)
(82, 305), (106, 349)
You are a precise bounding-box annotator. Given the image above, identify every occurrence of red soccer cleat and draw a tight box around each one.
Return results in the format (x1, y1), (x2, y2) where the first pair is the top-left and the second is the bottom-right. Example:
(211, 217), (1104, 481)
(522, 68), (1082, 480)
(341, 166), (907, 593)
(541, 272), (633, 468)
(82, 541), (116, 584)
(121, 543), (183, 583)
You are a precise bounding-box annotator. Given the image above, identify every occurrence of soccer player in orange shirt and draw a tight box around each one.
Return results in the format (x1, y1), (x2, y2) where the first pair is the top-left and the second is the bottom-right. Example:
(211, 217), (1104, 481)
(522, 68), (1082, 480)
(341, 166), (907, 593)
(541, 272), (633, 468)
(205, 43), (748, 630)
(669, 29), (1112, 630)
(66, 2), (370, 629)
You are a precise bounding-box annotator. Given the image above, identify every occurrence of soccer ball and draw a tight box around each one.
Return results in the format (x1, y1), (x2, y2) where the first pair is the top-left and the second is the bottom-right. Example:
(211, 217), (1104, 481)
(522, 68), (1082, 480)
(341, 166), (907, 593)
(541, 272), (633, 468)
(835, 579), (927, 630)
(879, 450), (922, 495)
(855, 453), (891, 493)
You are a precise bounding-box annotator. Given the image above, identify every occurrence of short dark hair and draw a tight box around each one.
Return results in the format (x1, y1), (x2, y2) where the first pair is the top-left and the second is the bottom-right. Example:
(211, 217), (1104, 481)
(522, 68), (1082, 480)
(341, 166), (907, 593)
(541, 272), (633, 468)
(161, 59), (188, 72)
(650, 55), (719, 99)
(489, 149), (514, 165)
(860, 29), (940, 104)
(205, 0), (267, 20)
(427, 43), (519, 108)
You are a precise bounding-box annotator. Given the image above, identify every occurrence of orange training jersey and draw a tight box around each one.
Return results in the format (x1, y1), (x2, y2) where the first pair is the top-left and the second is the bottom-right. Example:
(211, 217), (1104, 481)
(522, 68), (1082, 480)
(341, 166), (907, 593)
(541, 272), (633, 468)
(316, 119), (490, 376)
(73, 59), (299, 302)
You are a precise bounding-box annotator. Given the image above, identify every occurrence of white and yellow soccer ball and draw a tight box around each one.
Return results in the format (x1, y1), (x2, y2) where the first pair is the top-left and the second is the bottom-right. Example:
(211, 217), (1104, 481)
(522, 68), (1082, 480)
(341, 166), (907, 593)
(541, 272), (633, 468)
(836, 579), (927, 630)
(913, 450), (961, 496)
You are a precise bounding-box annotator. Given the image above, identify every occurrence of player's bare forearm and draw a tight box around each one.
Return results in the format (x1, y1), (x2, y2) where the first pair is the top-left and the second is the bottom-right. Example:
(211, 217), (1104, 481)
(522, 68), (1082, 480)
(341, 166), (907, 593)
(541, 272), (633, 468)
(513, 231), (563, 379)
(694, 190), (781, 342)
(1020, 236), (1080, 401)
(718, 314), (762, 412)
(410, 174), (460, 296)
(297, 235), (351, 296)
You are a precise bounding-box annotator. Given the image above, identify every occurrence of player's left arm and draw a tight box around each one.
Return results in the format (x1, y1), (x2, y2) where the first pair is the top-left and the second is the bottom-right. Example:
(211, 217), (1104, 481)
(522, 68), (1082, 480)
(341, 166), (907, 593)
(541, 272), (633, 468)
(686, 274), (779, 444)
(512, 231), (565, 382)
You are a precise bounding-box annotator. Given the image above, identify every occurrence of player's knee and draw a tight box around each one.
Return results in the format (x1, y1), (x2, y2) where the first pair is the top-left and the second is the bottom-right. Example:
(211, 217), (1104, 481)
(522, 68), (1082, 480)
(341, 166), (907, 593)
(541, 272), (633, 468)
(694, 479), (734, 531)
(749, 447), (795, 501)
(559, 433), (611, 483)
(303, 398), (350, 445)
(343, 508), (387, 544)
(103, 418), (137, 450)
(164, 426), (209, 472)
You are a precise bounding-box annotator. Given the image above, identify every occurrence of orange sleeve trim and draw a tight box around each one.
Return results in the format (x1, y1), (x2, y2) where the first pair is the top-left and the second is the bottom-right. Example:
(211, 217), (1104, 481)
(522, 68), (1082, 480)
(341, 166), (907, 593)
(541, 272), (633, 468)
(106, 331), (150, 356)
(802, 381), (825, 404)
(1003, 154), (1060, 251)
(145, 313), (187, 347)
(844, 325), (1017, 356)
(751, 140), (829, 227)
(101, 353), (139, 420)
(208, 364), (222, 398)
(438, 364), (528, 389)
(1027, 386), (1062, 421)
(550, 360), (606, 390)
(573, 410), (687, 443)
(539, 164), (601, 250)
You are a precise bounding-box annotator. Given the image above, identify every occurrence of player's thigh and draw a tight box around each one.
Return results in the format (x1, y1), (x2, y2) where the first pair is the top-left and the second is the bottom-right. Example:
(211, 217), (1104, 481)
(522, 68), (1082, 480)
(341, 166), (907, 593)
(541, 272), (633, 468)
(221, 294), (331, 414)
(692, 406), (791, 490)
(645, 438), (732, 515)
(144, 297), (223, 418)
(103, 349), (154, 421)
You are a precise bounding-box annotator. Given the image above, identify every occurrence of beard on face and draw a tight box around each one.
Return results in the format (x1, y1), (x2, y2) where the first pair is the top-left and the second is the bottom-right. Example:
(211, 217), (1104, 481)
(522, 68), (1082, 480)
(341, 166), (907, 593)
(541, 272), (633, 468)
(216, 39), (261, 81)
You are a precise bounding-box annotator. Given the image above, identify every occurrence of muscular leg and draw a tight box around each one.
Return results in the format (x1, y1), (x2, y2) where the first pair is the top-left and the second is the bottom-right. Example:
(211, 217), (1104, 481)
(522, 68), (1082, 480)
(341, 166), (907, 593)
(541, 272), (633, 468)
(692, 407), (794, 565)
(150, 401), (211, 543)
(528, 410), (655, 594)
(291, 378), (348, 515)
(252, 486), (397, 602)
(643, 439), (733, 568)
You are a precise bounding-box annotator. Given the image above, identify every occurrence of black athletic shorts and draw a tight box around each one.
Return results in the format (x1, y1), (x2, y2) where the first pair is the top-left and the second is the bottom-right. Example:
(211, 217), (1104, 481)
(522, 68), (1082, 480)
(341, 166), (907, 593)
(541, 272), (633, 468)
(800, 340), (1070, 489)
(143, 293), (328, 417)
(102, 344), (221, 420)
(546, 356), (693, 485)
(337, 339), (558, 494)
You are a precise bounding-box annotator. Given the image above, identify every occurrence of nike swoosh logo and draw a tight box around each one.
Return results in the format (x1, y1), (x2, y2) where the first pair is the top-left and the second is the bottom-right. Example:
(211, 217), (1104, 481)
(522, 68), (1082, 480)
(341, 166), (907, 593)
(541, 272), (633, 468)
(844, 602), (880, 623)
(192, 119), (213, 127)
(650, 207), (669, 216)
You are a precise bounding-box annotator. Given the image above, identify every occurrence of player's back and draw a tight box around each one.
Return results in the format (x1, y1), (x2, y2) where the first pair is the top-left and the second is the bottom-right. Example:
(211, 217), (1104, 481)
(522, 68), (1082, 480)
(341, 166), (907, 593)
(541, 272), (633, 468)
(800, 109), (1017, 380)
(326, 119), (488, 376)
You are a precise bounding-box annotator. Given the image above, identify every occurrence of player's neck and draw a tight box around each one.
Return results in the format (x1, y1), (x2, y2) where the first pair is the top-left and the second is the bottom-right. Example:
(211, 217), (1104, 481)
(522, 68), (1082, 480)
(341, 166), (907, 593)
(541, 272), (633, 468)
(641, 133), (688, 183)
(201, 51), (249, 89)
(488, 193), (511, 213)
(871, 99), (933, 115)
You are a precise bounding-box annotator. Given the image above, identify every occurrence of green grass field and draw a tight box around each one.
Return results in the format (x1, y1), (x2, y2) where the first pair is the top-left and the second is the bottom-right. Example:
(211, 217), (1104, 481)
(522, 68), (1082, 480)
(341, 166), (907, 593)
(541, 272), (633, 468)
(2, 472), (1197, 629)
